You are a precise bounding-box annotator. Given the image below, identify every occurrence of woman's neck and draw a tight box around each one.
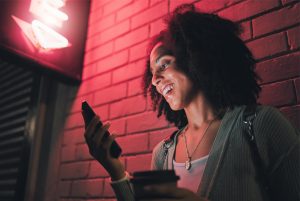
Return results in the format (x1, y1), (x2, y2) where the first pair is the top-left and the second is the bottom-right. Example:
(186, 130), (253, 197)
(184, 93), (216, 131)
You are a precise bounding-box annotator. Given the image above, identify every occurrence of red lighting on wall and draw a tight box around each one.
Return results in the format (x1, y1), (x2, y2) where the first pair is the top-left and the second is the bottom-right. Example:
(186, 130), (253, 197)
(12, 0), (69, 50)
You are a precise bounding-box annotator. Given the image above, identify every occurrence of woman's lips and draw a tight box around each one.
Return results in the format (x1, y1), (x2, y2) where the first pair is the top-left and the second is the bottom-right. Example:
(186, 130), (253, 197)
(162, 84), (174, 96)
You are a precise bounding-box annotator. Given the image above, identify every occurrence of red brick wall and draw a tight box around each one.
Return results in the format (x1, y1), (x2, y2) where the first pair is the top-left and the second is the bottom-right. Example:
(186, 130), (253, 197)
(58, 0), (300, 200)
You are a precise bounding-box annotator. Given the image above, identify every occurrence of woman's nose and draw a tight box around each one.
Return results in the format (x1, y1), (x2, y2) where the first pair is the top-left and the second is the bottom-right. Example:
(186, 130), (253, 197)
(152, 73), (162, 86)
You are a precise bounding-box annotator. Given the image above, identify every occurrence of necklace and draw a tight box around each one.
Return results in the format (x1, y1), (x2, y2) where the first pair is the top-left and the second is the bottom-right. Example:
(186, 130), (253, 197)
(182, 120), (213, 170)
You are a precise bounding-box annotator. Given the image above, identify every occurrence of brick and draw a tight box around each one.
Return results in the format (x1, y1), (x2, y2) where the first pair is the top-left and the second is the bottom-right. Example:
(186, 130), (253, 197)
(126, 154), (152, 173)
(103, 0), (133, 16)
(116, 0), (149, 22)
(88, 14), (115, 38)
(110, 95), (146, 118)
(115, 26), (149, 51)
(103, 178), (115, 197)
(63, 128), (85, 146)
(259, 80), (296, 107)
(59, 181), (71, 197)
(151, 0), (164, 6)
(89, 6), (103, 25)
(94, 83), (127, 105)
(126, 111), (169, 133)
(219, 0), (280, 22)
(128, 77), (144, 96)
(82, 63), (97, 80)
(247, 32), (288, 60)
(129, 41), (149, 62)
(112, 59), (146, 84)
(94, 104), (110, 122)
(96, 50), (129, 74)
(86, 34), (102, 51)
(60, 161), (89, 179)
(71, 179), (104, 197)
(239, 20), (251, 41)
(108, 118), (126, 136)
(280, 105), (300, 129)
(295, 78), (300, 104)
(256, 52), (300, 84)
(287, 26), (300, 50)
(253, 3), (300, 37)
(75, 144), (93, 160)
(149, 127), (177, 150)
(131, 1), (168, 29)
(146, 95), (154, 111)
(100, 20), (130, 43)
(150, 18), (166, 37)
(61, 145), (76, 162)
(170, 0), (197, 12)
(84, 42), (114, 65)
(89, 160), (110, 178)
(118, 133), (148, 155)
(90, 0), (111, 12)
(78, 73), (111, 95)
(65, 112), (84, 129)
(195, 0), (242, 13)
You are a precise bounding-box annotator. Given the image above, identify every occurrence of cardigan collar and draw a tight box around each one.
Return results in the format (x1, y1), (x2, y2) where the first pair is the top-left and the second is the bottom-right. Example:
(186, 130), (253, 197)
(164, 106), (245, 199)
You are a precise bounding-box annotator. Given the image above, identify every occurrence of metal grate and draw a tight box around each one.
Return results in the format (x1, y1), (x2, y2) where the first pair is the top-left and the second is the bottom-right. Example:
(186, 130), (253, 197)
(0, 60), (36, 201)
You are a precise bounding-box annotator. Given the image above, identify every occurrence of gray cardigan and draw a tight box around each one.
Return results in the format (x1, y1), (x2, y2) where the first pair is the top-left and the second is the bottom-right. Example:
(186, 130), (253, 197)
(111, 105), (300, 201)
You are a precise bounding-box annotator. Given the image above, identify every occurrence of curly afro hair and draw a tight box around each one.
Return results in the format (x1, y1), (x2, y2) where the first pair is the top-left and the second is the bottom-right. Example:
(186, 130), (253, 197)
(142, 4), (261, 128)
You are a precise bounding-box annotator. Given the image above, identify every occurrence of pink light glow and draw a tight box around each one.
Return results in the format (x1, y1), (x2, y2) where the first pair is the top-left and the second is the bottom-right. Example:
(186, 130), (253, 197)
(32, 20), (69, 49)
(48, 0), (65, 8)
(12, 0), (69, 51)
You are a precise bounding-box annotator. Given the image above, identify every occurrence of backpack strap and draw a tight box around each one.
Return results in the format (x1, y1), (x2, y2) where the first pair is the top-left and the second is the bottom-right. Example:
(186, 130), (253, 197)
(242, 105), (270, 197)
(242, 105), (257, 142)
(163, 130), (178, 156)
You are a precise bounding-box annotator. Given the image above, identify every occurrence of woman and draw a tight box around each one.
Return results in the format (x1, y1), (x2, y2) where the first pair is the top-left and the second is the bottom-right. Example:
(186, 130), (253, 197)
(84, 4), (300, 201)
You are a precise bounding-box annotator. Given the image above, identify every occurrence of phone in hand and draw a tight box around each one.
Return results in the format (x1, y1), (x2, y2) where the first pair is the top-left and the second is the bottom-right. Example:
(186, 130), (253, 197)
(81, 101), (122, 158)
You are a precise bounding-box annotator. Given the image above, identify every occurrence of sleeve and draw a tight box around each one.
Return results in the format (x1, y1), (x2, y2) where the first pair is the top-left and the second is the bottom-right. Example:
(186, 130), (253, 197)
(150, 140), (166, 170)
(110, 140), (166, 200)
(254, 106), (300, 201)
(110, 179), (135, 201)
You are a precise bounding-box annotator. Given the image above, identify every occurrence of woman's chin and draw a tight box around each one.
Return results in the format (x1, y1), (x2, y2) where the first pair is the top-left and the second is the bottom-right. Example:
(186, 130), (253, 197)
(168, 101), (184, 111)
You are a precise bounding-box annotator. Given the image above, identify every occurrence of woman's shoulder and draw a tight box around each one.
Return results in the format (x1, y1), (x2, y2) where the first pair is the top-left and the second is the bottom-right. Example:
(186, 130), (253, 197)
(152, 129), (179, 154)
(255, 105), (296, 129)
(253, 105), (299, 144)
(151, 129), (181, 170)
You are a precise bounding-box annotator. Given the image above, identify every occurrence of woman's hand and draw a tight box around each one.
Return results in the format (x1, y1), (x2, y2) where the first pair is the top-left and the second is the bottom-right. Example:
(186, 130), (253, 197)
(84, 115), (125, 180)
(140, 185), (208, 201)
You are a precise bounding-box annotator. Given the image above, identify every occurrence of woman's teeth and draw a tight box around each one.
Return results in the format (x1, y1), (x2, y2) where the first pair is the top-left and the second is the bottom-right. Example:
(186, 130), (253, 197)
(163, 85), (174, 96)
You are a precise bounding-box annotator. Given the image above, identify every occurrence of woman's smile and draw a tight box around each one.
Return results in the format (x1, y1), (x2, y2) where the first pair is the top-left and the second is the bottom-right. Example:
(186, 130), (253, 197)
(149, 44), (194, 110)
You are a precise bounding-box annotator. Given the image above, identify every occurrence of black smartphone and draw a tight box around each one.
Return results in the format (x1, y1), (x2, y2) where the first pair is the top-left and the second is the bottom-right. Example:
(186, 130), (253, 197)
(81, 101), (122, 158)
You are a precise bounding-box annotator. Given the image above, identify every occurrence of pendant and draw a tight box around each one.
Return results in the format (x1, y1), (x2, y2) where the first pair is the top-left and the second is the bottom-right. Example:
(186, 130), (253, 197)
(185, 157), (191, 170)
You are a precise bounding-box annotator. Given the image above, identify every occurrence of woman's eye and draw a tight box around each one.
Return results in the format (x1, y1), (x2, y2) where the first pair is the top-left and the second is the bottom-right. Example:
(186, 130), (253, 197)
(159, 61), (170, 71)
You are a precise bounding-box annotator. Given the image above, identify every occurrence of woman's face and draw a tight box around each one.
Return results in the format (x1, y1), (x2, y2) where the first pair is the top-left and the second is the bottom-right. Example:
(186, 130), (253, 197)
(150, 43), (194, 110)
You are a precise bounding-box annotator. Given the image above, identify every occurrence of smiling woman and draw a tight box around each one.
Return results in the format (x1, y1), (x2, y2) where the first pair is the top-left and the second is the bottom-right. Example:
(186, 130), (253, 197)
(150, 44), (194, 111)
(83, 3), (300, 201)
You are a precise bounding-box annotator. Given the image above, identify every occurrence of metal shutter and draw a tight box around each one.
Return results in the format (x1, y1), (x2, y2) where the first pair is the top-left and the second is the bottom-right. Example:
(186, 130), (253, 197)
(0, 60), (37, 201)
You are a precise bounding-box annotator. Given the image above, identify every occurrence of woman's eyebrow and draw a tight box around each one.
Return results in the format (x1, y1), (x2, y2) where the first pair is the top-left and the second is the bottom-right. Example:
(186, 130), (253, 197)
(155, 54), (165, 64)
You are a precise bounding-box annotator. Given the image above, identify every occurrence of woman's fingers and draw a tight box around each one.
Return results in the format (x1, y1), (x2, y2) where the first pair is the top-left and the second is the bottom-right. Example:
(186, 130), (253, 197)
(94, 123), (111, 147)
(84, 116), (113, 157)
(102, 133), (116, 150)
(84, 115), (100, 140)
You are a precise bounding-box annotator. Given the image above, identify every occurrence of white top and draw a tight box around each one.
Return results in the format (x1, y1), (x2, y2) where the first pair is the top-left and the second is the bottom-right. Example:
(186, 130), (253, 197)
(173, 155), (209, 193)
